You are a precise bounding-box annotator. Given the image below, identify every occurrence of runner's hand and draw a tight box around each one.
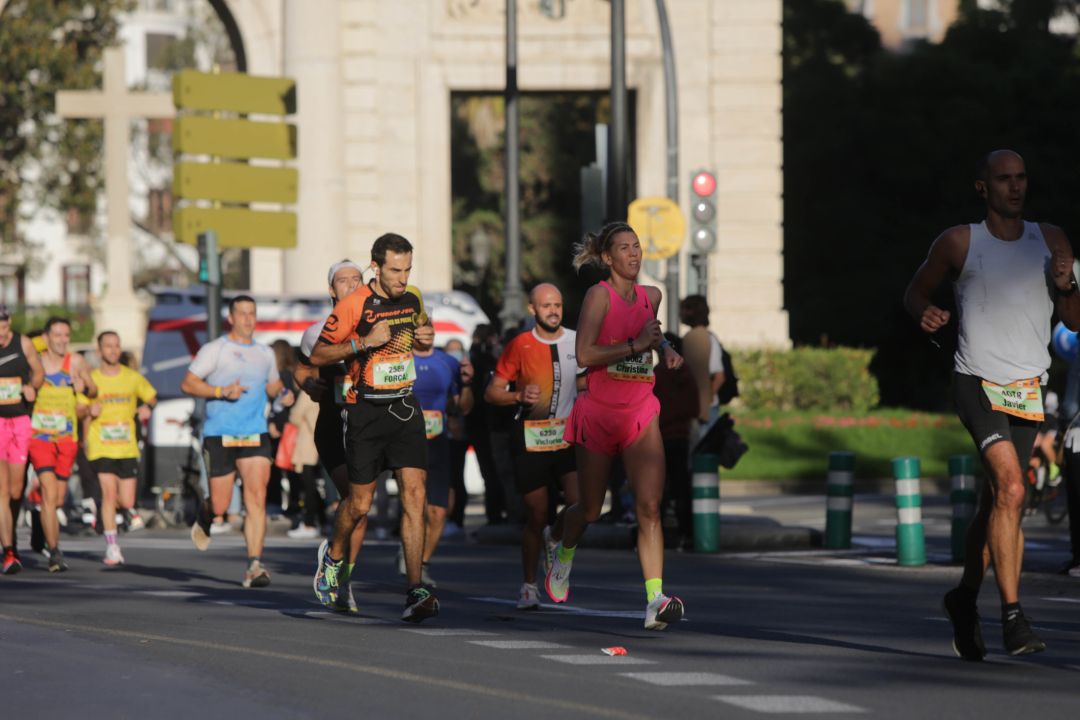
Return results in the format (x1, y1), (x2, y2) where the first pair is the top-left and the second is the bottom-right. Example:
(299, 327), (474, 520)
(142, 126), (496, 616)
(89, 402), (102, 418)
(633, 318), (662, 353)
(663, 345), (684, 370)
(222, 380), (247, 400)
(919, 305), (950, 333)
(1052, 244), (1076, 291)
(459, 359), (474, 385)
(22, 384), (35, 403)
(520, 384), (541, 406)
(365, 320), (391, 349)
(280, 388), (295, 408)
(137, 405), (152, 423)
(302, 376), (328, 401)
(415, 324), (435, 346)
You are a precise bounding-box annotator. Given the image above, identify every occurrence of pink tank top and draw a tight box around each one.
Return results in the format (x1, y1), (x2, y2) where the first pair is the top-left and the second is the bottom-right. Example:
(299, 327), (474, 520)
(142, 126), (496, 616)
(585, 281), (656, 407)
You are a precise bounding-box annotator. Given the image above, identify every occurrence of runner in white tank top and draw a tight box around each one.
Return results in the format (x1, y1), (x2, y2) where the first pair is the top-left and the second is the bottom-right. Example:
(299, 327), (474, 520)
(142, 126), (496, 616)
(904, 149), (1080, 660)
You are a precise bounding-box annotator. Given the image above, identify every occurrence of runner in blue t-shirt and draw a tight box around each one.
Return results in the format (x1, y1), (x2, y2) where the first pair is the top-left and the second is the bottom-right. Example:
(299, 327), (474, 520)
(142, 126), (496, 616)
(180, 295), (293, 588)
(412, 317), (473, 586)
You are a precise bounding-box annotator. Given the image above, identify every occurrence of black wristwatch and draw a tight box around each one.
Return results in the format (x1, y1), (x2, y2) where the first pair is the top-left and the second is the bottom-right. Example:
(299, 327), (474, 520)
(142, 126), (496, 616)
(1060, 277), (1079, 296)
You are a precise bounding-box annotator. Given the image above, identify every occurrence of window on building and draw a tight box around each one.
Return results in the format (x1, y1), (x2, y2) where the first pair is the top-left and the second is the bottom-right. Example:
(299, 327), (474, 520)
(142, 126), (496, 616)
(0, 265), (23, 308)
(146, 32), (179, 71)
(62, 264), (91, 308)
(147, 188), (173, 235)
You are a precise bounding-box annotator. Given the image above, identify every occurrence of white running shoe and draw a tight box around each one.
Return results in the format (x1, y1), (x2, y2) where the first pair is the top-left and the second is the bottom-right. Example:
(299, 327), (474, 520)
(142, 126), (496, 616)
(209, 521), (232, 536)
(517, 582), (540, 610)
(1068, 564), (1080, 578)
(542, 526), (557, 577)
(287, 524), (319, 539)
(334, 581), (359, 614)
(644, 594), (685, 631)
(103, 544), (124, 566)
(544, 546), (572, 603)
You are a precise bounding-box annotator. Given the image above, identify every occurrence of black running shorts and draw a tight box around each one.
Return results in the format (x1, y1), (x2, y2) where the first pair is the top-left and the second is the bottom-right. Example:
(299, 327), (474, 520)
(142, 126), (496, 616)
(343, 395), (428, 485)
(426, 433), (451, 508)
(512, 445), (576, 495)
(954, 372), (1040, 462)
(202, 433), (273, 478)
(89, 457), (140, 479)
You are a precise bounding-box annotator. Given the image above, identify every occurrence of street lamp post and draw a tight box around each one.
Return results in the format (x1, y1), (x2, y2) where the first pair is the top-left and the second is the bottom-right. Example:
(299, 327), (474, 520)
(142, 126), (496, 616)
(607, 0), (628, 222)
(500, 0), (526, 330)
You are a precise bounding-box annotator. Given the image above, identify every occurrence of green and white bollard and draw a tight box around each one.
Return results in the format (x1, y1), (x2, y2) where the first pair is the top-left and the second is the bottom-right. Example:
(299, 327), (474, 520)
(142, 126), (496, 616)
(949, 455), (977, 563)
(825, 451), (855, 549)
(892, 456), (926, 566)
(692, 453), (720, 553)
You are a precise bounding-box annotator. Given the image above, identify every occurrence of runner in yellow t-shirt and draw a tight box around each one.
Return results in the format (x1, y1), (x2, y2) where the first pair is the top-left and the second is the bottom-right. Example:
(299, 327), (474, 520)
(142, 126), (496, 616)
(86, 331), (156, 566)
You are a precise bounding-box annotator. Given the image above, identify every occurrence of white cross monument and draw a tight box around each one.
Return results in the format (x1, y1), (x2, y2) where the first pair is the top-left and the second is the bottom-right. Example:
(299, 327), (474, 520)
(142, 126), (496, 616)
(55, 46), (174, 353)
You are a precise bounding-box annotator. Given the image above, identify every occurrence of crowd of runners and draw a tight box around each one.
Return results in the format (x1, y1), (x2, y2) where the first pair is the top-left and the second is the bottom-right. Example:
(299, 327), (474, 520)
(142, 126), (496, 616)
(3, 150), (1079, 652)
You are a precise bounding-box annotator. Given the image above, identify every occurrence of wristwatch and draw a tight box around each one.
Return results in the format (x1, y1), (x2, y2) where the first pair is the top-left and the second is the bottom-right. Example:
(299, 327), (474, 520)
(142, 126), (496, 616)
(1061, 277), (1079, 296)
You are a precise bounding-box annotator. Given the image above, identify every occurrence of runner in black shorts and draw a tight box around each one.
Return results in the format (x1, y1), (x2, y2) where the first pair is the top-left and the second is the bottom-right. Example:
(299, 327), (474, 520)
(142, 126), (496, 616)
(413, 316), (473, 586)
(485, 283), (584, 609)
(905, 149), (1080, 659)
(310, 233), (439, 622)
(295, 259), (366, 613)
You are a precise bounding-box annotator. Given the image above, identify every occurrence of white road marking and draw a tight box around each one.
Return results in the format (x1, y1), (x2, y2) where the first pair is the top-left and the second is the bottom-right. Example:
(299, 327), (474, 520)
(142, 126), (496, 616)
(1044, 597), (1080, 604)
(208, 600), (278, 607)
(541, 655), (656, 666)
(137, 590), (204, 598)
(621, 672), (751, 686)
(468, 640), (571, 649)
(713, 695), (865, 713)
(401, 628), (498, 636)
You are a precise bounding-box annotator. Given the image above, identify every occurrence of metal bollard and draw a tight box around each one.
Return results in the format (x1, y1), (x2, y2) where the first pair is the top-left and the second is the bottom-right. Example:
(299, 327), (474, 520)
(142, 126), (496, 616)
(825, 451), (855, 549)
(948, 455), (977, 563)
(692, 453), (720, 553)
(892, 456), (926, 566)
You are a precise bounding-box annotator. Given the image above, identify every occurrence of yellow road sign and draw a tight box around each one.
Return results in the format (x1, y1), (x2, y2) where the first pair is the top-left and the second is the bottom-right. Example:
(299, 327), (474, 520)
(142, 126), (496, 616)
(628, 196), (685, 260)
(173, 70), (296, 115)
(173, 116), (297, 160)
(174, 207), (297, 249)
(174, 162), (298, 204)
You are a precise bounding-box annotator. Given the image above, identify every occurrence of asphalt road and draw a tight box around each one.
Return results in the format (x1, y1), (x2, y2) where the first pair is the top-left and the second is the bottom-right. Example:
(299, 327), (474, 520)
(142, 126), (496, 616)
(2, 510), (1079, 720)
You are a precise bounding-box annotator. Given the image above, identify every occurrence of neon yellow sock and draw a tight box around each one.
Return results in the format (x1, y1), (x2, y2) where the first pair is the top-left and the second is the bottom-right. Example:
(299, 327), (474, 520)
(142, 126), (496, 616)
(342, 563), (354, 585)
(557, 543), (576, 564)
(645, 578), (663, 602)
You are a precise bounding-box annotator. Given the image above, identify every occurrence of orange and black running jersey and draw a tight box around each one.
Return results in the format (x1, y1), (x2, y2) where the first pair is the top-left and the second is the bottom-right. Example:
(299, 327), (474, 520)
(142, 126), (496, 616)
(318, 282), (425, 403)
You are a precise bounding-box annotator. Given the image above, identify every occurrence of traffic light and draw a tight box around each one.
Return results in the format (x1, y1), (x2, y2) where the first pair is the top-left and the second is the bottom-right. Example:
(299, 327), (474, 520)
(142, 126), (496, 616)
(689, 169), (717, 253)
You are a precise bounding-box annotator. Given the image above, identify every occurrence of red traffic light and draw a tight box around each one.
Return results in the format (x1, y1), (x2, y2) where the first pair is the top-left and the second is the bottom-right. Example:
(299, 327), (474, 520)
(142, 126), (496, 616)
(692, 171), (716, 197)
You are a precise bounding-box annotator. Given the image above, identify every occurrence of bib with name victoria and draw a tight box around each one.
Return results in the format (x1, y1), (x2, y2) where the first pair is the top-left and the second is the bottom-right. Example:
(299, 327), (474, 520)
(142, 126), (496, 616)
(981, 377), (1044, 422)
(523, 418), (570, 452)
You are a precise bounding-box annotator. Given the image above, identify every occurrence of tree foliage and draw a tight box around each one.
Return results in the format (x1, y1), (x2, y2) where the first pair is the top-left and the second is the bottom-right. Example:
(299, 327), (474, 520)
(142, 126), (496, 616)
(784, 0), (1080, 409)
(0, 0), (130, 252)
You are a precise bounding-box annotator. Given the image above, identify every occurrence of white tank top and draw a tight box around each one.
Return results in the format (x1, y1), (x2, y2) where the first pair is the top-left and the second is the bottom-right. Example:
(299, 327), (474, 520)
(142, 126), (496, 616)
(953, 220), (1054, 385)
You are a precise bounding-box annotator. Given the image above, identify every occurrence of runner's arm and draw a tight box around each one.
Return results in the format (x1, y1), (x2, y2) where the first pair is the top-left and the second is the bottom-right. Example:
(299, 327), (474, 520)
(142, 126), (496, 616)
(180, 371), (245, 401)
(903, 226), (967, 333)
(293, 360), (326, 400)
(484, 372), (525, 406)
(73, 354), (97, 398)
(22, 335), (44, 389)
(1043, 224), (1080, 331)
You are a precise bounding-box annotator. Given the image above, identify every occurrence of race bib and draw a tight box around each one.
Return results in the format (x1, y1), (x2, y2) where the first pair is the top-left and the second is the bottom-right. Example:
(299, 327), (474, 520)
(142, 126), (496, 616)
(523, 418), (570, 452)
(981, 378), (1044, 422)
(0, 377), (22, 404)
(372, 354), (416, 390)
(607, 350), (654, 383)
(31, 411), (68, 434)
(424, 410), (444, 439)
(222, 433), (262, 448)
(99, 422), (132, 444)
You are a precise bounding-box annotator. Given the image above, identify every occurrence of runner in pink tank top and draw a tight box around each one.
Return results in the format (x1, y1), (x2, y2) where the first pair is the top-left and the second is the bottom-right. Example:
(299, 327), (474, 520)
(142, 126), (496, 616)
(548, 221), (688, 631)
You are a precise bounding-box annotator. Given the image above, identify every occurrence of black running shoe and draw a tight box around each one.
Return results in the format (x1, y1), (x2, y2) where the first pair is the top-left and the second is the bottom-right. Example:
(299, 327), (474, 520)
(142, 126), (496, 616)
(1003, 613), (1046, 656)
(943, 588), (985, 661)
(48, 549), (68, 573)
(401, 586), (439, 623)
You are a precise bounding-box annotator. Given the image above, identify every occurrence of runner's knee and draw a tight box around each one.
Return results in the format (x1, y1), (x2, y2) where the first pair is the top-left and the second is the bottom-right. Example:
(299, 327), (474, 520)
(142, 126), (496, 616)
(994, 478), (1026, 511)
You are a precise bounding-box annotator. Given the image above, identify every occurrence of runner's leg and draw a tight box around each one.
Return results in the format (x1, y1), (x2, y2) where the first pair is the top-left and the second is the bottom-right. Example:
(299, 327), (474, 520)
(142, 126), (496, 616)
(623, 417), (666, 582)
(422, 503), (447, 564)
(236, 456), (271, 560)
(0, 462), (12, 548)
(398, 467), (427, 586)
(521, 486), (548, 584)
(38, 470), (65, 551)
(966, 440), (1025, 604)
(553, 448), (611, 549)
(330, 480), (374, 561)
(98, 473), (120, 534)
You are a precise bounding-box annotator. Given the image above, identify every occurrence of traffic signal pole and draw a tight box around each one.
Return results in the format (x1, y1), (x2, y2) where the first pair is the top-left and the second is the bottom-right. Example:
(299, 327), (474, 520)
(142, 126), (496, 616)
(656, 0), (680, 331)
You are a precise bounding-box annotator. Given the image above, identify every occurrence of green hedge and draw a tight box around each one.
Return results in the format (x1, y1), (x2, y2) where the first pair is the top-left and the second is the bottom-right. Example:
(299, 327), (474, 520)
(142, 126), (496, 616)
(9, 306), (95, 344)
(732, 347), (879, 413)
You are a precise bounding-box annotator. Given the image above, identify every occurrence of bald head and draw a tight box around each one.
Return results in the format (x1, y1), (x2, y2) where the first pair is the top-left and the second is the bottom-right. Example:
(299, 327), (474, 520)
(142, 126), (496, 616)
(975, 149), (1027, 220)
(529, 283), (564, 335)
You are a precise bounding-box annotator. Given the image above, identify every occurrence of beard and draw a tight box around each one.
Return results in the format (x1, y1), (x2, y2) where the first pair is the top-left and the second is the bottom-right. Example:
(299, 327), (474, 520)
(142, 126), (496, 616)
(536, 316), (561, 333)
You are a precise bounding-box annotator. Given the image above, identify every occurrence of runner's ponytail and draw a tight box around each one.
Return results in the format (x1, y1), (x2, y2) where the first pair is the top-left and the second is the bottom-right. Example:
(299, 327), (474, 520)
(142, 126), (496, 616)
(571, 221), (635, 272)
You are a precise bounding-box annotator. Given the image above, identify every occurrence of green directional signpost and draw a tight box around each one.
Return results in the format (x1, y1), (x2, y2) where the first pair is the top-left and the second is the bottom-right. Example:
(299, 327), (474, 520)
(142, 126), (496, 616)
(172, 69), (297, 343)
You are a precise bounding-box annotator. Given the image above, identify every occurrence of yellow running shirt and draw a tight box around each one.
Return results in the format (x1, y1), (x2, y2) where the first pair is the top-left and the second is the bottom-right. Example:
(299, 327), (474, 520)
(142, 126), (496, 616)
(85, 366), (157, 461)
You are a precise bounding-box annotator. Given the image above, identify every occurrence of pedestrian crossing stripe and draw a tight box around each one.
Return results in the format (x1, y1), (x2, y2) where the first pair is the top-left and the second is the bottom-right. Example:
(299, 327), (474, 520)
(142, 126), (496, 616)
(713, 695), (865, 713)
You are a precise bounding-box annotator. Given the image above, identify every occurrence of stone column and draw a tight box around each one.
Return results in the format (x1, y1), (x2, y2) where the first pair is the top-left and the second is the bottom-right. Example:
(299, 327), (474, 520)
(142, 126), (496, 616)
(283, 1), (346, 293)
